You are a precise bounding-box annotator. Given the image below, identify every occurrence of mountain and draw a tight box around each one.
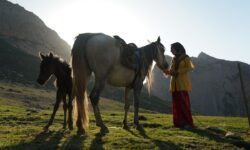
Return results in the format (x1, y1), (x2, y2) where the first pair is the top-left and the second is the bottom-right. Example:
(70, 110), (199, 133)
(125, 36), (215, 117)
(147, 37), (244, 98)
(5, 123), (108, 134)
(151, 52), (250, 116)
(0, 0), (70, 59)
(0, 0), (71, 83)
(0, 38), (41, 83)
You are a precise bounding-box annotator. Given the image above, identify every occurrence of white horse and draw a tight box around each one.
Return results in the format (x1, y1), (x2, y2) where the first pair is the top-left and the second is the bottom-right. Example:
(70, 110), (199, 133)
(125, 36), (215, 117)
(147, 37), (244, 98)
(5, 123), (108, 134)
(71, 33), (168, 135)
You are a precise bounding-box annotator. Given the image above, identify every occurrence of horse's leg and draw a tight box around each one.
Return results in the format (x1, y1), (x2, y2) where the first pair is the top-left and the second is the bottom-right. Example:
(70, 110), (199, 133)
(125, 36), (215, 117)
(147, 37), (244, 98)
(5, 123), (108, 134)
(123, 87), (131, 129)
(133, 83), (143, 129)
(67, 92), (73, 130)
(62, 93), (67, 129)
(76, 93), (85, 135)
(89, 80), (108, 133)
(44, 90), (62, 131)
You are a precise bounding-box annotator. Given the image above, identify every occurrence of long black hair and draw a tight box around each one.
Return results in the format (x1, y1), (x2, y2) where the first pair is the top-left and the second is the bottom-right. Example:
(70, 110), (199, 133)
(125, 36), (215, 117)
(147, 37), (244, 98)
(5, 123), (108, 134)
(171, 42), (188, 72)
(171, 42), (186, 56)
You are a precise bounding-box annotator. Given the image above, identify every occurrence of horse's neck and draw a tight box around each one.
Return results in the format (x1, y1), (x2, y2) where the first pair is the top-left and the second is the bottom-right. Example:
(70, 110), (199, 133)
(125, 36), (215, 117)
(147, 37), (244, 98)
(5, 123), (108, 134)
(140, 45), (154, 71)
(54, 62), (70, 82)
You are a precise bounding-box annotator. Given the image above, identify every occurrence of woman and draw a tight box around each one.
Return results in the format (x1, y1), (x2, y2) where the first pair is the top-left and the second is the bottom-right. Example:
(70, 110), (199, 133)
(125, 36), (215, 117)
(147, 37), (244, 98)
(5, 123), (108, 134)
(164, 42), (195, 128)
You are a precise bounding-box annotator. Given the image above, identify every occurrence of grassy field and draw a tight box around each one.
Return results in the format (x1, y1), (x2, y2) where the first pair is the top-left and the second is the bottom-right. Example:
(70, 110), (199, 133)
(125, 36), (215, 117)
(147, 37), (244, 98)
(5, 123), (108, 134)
(0, 82), (250, 150)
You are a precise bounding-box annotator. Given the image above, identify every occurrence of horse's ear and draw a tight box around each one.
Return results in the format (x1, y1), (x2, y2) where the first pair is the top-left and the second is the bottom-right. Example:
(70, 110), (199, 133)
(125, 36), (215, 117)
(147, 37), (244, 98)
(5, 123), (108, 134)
(39, 52), (45, 60)
(49, 52), (53, 58)
(157, 36), (161, 43)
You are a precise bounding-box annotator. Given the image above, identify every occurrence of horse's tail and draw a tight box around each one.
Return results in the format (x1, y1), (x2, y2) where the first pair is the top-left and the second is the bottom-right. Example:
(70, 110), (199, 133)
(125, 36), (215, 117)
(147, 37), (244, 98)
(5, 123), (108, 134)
(71, 34), (92, 128)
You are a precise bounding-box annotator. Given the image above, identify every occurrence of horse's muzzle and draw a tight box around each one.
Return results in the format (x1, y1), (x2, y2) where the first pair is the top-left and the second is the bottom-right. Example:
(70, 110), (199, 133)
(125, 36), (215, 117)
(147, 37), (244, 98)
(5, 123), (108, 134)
(163, 63), (169, 70)
(158, 63), (169, 71)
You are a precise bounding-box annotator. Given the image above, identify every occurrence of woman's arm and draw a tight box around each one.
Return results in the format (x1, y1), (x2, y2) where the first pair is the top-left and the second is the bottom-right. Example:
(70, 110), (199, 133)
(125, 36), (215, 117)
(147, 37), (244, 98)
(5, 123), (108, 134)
(164, 58), (178, 76)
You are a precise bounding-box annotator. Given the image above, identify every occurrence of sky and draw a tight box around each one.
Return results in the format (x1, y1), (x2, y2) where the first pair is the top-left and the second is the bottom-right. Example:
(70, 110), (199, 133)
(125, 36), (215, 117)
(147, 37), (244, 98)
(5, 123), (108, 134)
(8, 0), (250, 64)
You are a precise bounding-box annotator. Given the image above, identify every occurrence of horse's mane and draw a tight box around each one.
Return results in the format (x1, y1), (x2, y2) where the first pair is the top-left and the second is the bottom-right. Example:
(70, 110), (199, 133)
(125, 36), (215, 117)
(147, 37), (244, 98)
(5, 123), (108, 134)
(139, 43), (157, 93)
(52, 55), (71, 75)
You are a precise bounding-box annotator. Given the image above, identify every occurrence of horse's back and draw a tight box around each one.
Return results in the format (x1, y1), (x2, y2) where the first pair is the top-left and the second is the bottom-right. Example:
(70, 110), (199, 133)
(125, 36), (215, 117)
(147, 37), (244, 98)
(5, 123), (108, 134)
(83, 33), (120, 77)
(72, 33), (135, 87)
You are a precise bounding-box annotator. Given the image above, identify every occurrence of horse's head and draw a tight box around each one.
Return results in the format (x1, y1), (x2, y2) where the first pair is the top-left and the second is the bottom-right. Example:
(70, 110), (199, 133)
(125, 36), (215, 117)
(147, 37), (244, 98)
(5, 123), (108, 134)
(152, 37), (169, 71)
(37, 52), (55, 85)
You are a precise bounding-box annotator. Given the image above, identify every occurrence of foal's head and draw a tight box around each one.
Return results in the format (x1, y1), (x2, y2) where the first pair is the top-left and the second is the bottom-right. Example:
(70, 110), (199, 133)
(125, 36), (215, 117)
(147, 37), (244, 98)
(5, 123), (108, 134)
(37, 52), (56, 85)
(152, 37), (169, 71)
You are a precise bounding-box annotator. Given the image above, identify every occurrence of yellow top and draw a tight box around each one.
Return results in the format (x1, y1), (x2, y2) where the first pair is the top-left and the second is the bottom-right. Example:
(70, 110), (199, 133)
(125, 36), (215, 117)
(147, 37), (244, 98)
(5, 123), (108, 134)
(169, 55), (194, 92)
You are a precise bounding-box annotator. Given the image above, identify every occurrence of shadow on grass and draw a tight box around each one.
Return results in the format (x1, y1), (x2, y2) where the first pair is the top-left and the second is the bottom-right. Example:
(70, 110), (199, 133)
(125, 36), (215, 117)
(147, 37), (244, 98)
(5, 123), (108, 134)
(2, 130), (65, 150)
(125, 125), (182, 150)
(185, 127), (250, 149)
(89, 132), (106, 150)
(61, 134), (86, 150)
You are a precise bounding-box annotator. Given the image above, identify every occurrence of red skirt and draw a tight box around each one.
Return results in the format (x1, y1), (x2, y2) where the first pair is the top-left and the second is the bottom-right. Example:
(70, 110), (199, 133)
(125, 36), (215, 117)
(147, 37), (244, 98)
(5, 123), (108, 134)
(172, 91), (194, 128)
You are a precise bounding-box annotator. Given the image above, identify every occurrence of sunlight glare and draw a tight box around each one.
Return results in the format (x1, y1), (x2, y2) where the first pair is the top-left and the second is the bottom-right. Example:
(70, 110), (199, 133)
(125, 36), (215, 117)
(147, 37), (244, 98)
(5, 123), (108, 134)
(46, 0), (152, 47)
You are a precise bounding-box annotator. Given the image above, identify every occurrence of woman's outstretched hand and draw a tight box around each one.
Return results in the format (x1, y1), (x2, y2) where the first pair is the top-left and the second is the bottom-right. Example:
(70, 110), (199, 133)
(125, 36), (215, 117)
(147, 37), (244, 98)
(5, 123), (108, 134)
(163, 69), (178, 78)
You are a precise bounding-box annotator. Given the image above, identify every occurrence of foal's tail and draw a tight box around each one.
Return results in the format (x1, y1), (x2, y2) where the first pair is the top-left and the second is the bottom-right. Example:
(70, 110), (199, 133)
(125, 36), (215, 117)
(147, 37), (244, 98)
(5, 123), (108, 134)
(71, 34), (91, 128)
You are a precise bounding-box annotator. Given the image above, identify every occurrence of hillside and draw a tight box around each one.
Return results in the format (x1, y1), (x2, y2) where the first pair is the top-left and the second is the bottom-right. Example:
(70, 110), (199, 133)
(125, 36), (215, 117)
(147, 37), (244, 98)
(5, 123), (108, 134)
(0, 0), (70, 84)
(0, 0), (70, 59)
(151, 53), (250, 116)
(0, 38), (40, 83)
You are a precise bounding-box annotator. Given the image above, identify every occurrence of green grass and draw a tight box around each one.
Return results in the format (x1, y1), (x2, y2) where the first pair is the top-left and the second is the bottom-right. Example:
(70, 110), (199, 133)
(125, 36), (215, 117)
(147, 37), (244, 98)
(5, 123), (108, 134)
(0, 82), (250, 150)
(0, 104), (250, 150)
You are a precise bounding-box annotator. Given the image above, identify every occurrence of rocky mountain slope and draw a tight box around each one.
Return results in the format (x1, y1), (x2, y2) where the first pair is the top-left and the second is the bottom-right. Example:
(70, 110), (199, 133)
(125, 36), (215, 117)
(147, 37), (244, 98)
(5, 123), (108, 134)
(0, 0), (71, 83)
(0, 0), (70, 59)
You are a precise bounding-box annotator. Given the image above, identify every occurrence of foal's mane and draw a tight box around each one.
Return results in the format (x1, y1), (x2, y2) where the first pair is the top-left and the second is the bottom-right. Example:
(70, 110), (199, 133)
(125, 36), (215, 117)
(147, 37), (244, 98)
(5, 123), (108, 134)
(50, 55), (71, 75)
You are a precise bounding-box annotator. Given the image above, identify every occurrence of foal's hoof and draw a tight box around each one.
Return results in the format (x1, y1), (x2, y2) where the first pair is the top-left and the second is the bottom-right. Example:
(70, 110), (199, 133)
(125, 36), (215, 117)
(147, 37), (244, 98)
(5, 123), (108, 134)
(100, 126), (109, 134)
(133, 124), (142, 130)
(43, 128), (50, 133)
(68, 122), (73, 130)
(43, 126), (50, 132)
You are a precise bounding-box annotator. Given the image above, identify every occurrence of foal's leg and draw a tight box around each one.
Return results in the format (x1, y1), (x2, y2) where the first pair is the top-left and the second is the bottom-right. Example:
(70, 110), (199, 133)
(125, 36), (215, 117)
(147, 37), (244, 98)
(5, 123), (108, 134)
(67, 92), (73, 130)
(123, 87), (131, 129)
(62, 93), (67, 129)
(89, 80), (108, 133)
(44, 90), (62, 131)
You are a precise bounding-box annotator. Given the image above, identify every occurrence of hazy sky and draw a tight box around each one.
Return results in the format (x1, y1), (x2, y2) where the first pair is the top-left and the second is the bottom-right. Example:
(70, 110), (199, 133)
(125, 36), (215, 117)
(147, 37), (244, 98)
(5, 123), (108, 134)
(9, 0), (250, 64)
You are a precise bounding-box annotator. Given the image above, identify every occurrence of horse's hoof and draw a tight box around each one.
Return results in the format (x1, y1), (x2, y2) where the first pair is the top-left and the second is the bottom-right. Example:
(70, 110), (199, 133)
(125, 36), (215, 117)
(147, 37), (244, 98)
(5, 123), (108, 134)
(100, 126), (109, 134)
(69, 126), (73, 131)
(123, 124), (129, 130)
(77, 129), (87, 137)
(62, 129), (71, 134)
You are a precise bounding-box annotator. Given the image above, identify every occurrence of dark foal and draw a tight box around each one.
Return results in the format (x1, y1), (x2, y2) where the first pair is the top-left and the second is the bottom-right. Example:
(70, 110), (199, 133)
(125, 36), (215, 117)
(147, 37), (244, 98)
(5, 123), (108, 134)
(37, 52), (73, 131)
